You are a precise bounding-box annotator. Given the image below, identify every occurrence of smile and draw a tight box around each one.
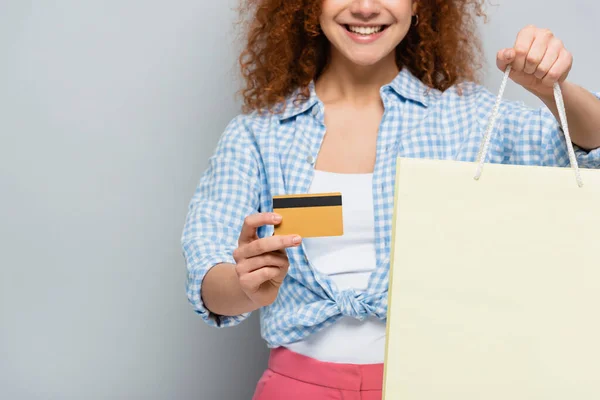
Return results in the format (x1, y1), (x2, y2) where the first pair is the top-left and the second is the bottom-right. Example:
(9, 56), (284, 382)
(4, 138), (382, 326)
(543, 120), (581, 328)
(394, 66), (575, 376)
(342, 24), (389, 44)
(345, 25), (386, 36)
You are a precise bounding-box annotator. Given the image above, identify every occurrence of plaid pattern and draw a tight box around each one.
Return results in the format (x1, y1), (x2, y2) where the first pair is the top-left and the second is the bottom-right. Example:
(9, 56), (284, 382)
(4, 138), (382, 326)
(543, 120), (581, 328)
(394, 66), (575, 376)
(181, 67), (600, 348)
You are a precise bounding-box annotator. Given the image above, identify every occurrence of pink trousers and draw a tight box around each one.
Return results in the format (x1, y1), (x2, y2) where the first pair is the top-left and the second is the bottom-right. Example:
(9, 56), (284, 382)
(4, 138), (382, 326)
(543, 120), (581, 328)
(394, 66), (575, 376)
(251, 347), (384, 400)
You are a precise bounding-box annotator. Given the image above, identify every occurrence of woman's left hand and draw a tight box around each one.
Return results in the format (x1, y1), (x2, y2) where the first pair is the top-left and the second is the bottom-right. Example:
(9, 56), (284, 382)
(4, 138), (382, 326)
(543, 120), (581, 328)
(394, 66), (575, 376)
(497, 25), (573, 99)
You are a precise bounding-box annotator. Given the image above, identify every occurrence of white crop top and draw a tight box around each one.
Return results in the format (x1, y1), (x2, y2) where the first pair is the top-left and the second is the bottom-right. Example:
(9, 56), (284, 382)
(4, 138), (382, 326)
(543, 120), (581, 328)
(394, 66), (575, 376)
(284, 170), (386, 364)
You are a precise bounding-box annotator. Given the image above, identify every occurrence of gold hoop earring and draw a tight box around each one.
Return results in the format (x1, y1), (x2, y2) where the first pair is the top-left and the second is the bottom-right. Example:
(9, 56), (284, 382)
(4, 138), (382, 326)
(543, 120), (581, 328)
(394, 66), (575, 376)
(412, 14), (419, 27)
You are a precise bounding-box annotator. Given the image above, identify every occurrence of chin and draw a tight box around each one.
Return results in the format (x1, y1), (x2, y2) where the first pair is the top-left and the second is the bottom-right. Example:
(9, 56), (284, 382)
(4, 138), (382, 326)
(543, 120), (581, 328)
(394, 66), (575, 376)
(345, 52), (391, 68)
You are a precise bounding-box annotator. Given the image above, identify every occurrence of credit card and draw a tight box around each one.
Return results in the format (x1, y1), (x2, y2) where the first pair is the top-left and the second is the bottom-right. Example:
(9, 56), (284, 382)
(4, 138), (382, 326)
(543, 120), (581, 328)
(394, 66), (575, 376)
(272, 192), (343, 238)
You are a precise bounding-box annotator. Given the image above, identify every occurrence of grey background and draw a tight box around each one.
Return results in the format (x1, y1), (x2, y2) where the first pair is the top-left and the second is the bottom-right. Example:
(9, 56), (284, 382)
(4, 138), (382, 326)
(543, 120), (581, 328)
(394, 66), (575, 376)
(0, 1), (598, 399)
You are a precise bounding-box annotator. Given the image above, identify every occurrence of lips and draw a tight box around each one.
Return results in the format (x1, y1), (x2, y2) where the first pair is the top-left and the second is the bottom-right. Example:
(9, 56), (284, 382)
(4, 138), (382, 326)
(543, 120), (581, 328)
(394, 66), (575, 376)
(342, 24), (390, 44)
(344, 24), (390, 35)
(346, 25), (385, 35)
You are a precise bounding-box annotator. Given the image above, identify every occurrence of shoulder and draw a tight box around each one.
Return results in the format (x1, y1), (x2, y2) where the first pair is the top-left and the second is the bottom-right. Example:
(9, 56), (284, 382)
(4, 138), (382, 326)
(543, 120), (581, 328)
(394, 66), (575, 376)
(220, 108), (281, 144)
(433, 80), (530, 125)
(437, 80), (490, 106)
(214, 104), (297, 167)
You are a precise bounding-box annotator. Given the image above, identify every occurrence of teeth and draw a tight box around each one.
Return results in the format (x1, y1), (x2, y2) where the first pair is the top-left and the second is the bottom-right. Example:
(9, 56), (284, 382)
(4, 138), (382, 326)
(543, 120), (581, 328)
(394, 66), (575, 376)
(348, 25), (383, 35)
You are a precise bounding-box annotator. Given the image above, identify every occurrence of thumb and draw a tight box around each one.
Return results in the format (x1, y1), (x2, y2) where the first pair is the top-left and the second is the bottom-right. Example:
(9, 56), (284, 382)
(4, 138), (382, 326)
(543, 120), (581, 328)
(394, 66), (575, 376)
(496, 48), (515, 72)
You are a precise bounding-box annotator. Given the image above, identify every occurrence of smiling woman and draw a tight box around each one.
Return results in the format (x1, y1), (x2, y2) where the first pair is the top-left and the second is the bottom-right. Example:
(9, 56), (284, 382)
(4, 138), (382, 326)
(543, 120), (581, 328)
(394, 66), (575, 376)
(182, 0), (600, 399)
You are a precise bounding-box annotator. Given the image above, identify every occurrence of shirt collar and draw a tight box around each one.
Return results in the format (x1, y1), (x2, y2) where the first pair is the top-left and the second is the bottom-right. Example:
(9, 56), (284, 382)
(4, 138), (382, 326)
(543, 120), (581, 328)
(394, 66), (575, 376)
(277, 81), (320, 121)
(277, 67), (432, 121)
(387, 67), (432, 108)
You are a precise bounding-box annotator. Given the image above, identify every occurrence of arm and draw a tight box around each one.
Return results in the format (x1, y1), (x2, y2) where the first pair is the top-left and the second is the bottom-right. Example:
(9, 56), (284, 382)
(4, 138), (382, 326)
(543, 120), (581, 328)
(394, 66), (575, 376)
(181, 115), (261, 327)
(494, 90), (600, 169)
(538, 81), (600, 151)
(494, 25), (600, 167)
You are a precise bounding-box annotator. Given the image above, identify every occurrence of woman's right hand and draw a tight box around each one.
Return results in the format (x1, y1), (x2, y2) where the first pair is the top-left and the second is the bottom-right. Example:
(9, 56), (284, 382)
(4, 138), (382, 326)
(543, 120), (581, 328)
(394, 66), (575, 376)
(233, 212), (302, 308)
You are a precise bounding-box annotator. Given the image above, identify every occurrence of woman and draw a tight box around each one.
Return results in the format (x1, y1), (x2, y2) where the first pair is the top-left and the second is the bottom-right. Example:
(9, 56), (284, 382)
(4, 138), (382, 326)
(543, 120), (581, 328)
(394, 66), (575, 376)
(182, 0), (600, 399)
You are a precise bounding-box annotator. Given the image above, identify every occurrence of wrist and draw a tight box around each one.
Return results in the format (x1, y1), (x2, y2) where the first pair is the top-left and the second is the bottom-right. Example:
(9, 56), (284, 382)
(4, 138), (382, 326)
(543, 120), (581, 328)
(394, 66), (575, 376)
(531, 81), (572, 105)
(528, 86), (555, 104)
(203, 263), (258, 316)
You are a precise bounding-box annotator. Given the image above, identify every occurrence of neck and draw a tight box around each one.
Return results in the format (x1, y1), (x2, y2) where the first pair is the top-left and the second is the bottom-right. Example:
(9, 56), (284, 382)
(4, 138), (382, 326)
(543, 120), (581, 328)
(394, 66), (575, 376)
(315, 47), (399, 105)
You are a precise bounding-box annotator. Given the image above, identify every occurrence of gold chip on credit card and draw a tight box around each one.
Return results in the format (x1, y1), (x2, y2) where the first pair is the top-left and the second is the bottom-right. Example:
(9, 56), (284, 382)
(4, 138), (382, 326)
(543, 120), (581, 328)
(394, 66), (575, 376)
(272, 192), (343, 238)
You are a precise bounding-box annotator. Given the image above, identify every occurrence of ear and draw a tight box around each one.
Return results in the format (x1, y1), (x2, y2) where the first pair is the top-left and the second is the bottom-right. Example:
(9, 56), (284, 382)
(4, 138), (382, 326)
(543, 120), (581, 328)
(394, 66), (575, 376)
(412, 1), (418, 15)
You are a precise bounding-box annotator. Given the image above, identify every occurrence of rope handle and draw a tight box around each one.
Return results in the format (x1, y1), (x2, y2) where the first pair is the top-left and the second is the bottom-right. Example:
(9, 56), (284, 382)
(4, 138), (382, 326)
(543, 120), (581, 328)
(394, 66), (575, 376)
(474, 65), (583, 187)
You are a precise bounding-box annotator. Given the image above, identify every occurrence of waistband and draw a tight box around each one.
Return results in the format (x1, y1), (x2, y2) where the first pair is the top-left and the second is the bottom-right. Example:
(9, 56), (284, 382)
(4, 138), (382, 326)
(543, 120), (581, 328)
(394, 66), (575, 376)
(268, 347), (384, 391)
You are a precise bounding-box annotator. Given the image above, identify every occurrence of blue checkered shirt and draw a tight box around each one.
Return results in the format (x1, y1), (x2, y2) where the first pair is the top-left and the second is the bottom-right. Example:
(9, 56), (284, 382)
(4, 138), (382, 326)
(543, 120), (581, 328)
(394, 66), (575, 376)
(181, 67), (600, 348)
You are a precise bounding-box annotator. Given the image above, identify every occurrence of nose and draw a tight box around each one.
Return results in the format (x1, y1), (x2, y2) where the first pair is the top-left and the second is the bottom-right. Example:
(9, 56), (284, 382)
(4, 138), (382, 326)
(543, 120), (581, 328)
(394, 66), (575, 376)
(349, 0), (382, 20)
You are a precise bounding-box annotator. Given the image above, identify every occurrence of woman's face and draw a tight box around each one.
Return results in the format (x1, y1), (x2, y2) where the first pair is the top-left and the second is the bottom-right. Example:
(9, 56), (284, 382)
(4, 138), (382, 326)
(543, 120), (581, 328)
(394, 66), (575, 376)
(319, 0), (415, 67)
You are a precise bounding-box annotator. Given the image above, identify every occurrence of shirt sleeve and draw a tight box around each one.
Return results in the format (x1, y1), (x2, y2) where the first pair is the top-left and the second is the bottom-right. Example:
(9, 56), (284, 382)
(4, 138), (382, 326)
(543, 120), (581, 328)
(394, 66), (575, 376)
(498, 91), (600, 168)
(181, 114), (261, 327)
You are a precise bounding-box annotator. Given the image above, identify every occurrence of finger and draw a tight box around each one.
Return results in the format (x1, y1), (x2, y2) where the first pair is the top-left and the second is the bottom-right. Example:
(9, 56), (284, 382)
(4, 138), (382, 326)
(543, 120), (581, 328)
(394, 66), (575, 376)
(270, 262), (290, 285)
(524, 29), (553, 74)
(235, 234), (301, 260)
(236, 252), (289, 275)
(512, 25), (537, 72)
(273, 247), (287, 256)
(239, 212), (282, 245)
(534, 38), (562, 80)
(239, 267), (283, 292)
(542, 49), (572, 88)
(240, 259), (291, 287)
(496, 48), (515, 72)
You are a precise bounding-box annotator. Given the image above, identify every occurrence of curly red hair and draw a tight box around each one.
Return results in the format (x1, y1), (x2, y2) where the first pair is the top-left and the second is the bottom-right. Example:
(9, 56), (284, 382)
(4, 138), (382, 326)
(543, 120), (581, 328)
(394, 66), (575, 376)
(237, 0), (487, 113)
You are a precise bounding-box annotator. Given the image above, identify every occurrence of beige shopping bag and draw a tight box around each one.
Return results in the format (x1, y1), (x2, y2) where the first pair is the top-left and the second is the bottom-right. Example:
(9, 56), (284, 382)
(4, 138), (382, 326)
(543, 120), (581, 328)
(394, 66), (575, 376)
(383, 67), (600, 400)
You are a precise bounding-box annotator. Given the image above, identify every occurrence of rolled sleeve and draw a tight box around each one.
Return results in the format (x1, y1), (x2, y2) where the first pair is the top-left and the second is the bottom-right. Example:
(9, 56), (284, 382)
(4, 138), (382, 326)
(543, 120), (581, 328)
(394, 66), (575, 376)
(181, 115), (261, 328)
(500, 91), (600, 169)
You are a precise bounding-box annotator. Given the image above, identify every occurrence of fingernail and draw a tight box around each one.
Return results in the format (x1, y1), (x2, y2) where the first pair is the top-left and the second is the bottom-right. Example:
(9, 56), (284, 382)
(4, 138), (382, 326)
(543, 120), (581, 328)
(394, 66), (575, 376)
(272, 214), (282, 222)
(505, 49), (514, 59)
(292, 236), (302, 244)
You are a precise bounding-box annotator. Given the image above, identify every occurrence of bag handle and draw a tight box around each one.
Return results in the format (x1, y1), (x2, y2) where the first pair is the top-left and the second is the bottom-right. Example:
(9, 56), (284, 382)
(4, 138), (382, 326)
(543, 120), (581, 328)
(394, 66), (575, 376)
(473, 65), (583, 187)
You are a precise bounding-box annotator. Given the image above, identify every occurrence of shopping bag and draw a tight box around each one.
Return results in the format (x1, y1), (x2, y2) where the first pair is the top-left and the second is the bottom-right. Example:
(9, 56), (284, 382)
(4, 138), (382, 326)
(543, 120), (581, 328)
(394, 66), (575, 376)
(383, 67), (600, 400)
